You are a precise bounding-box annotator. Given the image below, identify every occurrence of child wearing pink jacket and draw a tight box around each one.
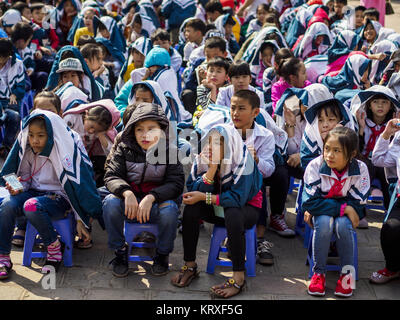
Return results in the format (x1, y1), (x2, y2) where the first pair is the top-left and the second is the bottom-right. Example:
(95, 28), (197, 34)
(271, 57), (311, 115)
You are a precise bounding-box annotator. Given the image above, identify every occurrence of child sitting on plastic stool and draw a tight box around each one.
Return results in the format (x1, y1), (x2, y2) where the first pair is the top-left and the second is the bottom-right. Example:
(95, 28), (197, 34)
(302, 127), (370, 298)
(171, 123), (262, 299)
(0, 110), (102, 279)
(102, 102), (184, 277)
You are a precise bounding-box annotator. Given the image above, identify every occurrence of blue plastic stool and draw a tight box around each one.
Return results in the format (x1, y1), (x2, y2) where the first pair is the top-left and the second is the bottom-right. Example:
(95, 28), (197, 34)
(22, 215), (74, 267)
(367, 179), (386, 212)
(124, 222), (158, 262)
(305, 224), (359, 280)
(366, 196), (386, 212)
(288, 177), (300, 195)
(206, 225), (257, 277)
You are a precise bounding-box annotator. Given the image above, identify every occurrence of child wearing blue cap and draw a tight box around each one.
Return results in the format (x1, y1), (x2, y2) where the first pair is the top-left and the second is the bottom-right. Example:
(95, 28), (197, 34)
(142, 46), (192, 122)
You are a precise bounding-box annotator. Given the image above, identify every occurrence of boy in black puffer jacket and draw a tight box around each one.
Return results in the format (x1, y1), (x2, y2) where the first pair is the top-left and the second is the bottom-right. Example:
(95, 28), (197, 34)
(102, 102), (184, 277)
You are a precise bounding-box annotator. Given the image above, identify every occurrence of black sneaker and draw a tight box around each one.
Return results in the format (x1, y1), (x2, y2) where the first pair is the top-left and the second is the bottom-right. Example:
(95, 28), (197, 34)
(151, 252), (169, 276)
(257, 239), (274, 266)
(109, 244), (129, 278)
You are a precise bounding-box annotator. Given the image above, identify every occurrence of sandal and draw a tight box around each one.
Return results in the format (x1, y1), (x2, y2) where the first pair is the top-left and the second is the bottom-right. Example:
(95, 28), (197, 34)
(370, 268), (400, 284)
(171, 264), (199, 288)
(11, 229), (25, 247)
(210, 278), (247, 299)
(74, 238), (93, 249)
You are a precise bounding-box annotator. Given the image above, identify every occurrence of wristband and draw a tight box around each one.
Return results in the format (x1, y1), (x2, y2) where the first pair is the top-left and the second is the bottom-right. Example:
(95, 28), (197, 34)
(206, 192), (212, 205)
(216, 194), (220, 206)
(340, 203), (347, 217)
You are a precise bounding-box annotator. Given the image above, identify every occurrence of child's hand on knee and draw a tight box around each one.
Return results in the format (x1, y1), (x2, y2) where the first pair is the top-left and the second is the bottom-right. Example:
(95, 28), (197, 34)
(123, 190), (138, 220)
(137, 195), (155, 223)
(304, 211), (313, 228)
(344, 206), (359, 229)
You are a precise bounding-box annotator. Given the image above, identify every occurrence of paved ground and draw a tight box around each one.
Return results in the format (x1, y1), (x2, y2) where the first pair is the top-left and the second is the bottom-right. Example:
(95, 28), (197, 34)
(2, 2), (400, 301)
(1, 183), (399, 300)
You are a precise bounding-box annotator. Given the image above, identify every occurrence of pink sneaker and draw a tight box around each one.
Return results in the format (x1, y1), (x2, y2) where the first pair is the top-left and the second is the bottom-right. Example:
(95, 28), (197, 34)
(0, 255), (12, 280)
(370, 268), (400, 284)
(334, 274), (354, 297)
(269, 214), (295, 237)
(308, 273), (326, 296)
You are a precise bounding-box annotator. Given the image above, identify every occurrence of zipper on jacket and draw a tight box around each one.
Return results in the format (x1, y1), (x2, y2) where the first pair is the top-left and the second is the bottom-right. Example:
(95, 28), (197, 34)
(138, 161), (148, 195)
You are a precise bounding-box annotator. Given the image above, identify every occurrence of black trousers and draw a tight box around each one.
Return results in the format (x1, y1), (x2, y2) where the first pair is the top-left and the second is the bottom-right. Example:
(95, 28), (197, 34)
(182, 201), (260, 271)
(258, 163), (304, 226)
(381, 198), (400, 272)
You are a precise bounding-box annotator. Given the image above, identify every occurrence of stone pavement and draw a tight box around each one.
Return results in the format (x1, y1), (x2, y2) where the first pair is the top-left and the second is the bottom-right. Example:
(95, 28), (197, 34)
(1, 187), (399, 300)
(2, 0), (400, 302)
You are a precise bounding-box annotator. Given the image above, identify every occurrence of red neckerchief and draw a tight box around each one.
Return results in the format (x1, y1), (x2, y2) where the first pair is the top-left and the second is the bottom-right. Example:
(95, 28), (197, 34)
(324, 166), (348, 198)
(364, 124), (386, 157)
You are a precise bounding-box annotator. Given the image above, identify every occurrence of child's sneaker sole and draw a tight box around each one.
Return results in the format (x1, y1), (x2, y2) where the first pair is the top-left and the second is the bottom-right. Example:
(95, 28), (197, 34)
(268, 227), (296, 237)
(334, 291), (353, 298)
(307, 289), (325, 296)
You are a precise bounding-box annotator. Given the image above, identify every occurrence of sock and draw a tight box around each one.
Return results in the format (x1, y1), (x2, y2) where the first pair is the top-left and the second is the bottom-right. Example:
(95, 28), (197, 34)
(47, 242), (62, 262)
(0, 255), (11, 268)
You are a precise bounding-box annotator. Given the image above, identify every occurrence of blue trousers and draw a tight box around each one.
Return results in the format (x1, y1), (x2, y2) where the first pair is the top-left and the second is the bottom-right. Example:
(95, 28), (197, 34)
(0, 190), (71, 254)
(312, 215), (355, 274)
(102, 194), (179, 255)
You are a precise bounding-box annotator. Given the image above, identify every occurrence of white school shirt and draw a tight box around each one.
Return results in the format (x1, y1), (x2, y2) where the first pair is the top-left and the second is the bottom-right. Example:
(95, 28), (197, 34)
(242, 121), (276, 179)
(184, 38), (204, 62)
(287, 116), (307, 155)
(19, 148), (66, 196)
(170, 47), (183, 72)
